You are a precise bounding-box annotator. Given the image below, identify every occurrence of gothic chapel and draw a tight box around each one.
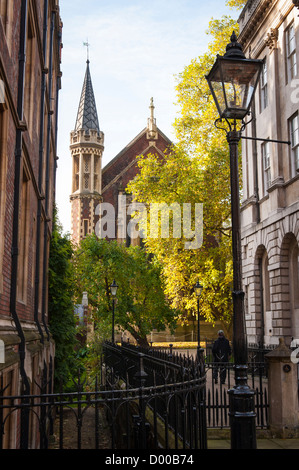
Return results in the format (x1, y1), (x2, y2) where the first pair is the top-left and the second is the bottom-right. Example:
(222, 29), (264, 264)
(70, 60), (172, 245)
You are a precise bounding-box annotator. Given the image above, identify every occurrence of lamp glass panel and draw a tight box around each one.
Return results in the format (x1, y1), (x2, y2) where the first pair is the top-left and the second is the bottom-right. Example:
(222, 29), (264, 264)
(207, 57), (262, 120)
(194, 284), (203, 297)
(111, 282), (118, 296)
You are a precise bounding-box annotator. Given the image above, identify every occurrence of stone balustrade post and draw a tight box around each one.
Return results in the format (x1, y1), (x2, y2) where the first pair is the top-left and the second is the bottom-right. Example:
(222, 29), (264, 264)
(265, 337), (299, 438)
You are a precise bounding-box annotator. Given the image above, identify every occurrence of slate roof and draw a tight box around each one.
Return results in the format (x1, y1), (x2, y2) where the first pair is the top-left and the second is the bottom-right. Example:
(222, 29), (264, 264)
(74, 60), (100, 133)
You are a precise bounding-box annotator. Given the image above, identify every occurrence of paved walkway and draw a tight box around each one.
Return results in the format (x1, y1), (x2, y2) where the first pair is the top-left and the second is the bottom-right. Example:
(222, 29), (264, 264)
(207, 438), (299, 449)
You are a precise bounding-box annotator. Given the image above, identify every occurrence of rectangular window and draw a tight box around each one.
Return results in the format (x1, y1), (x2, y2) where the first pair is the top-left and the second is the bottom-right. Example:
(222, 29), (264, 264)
(286, 23), (297, 82)
(38, 217), (44, 313)
(262, 141), (271, 193)
(0, 1), (8, 33)
(260, 60), (268, 112)
(0, 100), (7, 293)
(83, 154), (90, 190)
(290, 113), (299, 175)
(18, 166), (30, 302)
(24, 12), (35, 132)
(72, 155), (79, 192)
(83, 219), (89, 237)
(0, 0), (12, 48)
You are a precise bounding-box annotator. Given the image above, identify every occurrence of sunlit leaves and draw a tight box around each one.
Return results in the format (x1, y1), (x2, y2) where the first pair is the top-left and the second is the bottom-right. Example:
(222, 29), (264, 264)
(127, 6), (243, 333)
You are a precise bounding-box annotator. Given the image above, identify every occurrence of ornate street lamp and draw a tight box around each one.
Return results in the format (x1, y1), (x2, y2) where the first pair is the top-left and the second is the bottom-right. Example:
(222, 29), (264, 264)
(206, 31), (262, 121)
(206, 32), (263, 450)
(110, 280), (118, 343)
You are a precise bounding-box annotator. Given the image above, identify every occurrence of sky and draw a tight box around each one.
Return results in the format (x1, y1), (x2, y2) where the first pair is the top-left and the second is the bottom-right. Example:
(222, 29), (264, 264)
(56, 0), (237, 233)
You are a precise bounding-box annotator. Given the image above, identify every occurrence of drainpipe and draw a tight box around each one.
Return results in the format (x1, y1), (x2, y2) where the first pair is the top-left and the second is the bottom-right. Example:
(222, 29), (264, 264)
(41, 9), (55, 341)
(34, 0), (48, 345)
(10, 0), (30, 448)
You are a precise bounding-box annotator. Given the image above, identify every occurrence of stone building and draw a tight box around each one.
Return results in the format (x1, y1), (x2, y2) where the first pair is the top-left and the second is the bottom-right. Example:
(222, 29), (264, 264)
(238, 0), (299, 346)
(0, 0), (62, 448)
(70, 62), (172, 245)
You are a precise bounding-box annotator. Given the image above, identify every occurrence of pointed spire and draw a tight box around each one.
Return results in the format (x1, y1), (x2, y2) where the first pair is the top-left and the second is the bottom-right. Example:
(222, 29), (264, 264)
(147, 97), (157, 139)
(75, 60), (100, 133)
(149, 97), (155, 121)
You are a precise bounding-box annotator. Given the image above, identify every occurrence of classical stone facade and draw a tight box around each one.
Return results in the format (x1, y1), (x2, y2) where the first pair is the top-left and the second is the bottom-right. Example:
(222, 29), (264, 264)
(0, 0), (62, 448)
(239, 0), (299, 345)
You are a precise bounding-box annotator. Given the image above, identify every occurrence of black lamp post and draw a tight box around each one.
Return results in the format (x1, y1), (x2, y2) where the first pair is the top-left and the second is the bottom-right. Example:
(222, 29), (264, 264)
(110, 280), (118, 343)
(206, 32), (263, 449)
(194, 281), (203, 352)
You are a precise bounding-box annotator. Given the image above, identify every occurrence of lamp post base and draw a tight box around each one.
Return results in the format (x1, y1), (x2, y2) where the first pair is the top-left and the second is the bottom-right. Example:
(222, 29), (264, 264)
(228, 364), (257, 449)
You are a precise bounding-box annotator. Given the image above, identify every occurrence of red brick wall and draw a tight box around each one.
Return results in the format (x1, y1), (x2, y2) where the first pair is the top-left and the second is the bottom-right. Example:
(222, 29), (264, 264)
(0, 0), (62, 407)
(0, 1), (61, 324)
(102, 130), (171, 211)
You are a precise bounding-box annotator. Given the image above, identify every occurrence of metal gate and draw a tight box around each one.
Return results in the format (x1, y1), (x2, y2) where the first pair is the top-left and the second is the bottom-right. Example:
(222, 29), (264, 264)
(205, 361), (269, 429)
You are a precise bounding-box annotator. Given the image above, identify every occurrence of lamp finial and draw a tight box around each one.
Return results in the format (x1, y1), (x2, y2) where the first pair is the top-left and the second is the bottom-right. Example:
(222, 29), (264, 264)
(224, 31), (245, 59)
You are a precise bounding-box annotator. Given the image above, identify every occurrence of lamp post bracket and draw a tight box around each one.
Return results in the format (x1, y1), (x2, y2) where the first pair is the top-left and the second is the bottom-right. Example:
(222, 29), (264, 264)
(241, 135), (291, 145)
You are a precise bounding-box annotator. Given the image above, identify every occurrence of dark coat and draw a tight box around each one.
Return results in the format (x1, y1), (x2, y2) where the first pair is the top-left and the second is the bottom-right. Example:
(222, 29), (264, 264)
(212, 336), (231, 362)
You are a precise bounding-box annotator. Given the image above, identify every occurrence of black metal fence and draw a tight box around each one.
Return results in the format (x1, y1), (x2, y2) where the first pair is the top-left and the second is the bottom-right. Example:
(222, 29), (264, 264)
(0, 342), (207, 450)
(102, 341), (207, 450)
(205, 361), (268, 429)
(0, 341), (271, 449)
(204, 340), (276, 364)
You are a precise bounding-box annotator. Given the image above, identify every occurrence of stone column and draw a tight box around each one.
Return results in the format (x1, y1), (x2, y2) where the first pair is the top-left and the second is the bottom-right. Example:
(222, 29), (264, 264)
(266, 337), (299, 438)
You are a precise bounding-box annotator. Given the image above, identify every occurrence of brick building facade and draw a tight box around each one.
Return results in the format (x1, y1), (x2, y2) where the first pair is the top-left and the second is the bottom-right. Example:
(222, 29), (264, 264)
(101, 98), (172, 245)
(239, 0), (299, 346)
(70, 63), (172, 245)
(0, 0), (62, 448)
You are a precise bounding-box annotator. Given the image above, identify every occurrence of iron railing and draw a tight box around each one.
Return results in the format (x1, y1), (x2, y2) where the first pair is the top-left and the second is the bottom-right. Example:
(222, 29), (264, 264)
(0, 342), (207, 450)
(0, 341), (271, 449)
(103, 341), (207, 449)
(205, 361), (268, 429)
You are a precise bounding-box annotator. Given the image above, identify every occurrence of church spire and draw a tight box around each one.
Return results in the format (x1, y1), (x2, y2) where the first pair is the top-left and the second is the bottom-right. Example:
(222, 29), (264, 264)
(147, 97), (158, 140)
(70, 58), (104, 245)
(75, 60), (100, 133)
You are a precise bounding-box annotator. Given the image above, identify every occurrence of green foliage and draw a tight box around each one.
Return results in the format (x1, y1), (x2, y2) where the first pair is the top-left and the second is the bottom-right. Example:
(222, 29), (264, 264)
(73, 235), (178, 347)
(127, 5), (243, 334)
(127, 147), (233, 331)
(48, 206), (78, 388)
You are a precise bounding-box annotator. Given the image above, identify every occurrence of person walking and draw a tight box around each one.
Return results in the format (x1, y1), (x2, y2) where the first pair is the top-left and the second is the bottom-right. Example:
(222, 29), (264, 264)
(212, 330), (231, 384)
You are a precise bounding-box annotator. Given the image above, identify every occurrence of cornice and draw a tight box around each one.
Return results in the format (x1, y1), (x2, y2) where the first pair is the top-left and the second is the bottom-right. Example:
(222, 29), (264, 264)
(70, 193), (102, 201)
(238, 0), (276, 51)
(238, 0), (296, 56)
(70, 146), (103, 156)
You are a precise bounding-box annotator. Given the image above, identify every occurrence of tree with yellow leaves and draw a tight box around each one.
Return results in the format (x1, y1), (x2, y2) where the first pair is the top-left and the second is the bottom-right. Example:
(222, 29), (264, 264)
(128, 1), (247, 337)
